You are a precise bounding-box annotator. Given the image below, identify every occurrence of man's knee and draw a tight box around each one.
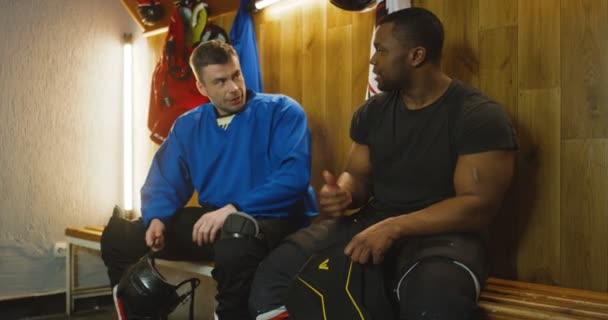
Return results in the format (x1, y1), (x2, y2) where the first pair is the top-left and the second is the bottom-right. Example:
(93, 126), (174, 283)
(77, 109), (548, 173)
(396, 257), (478, 320)
(100, 217), (149, 285)
(101, 218), (146, 253)
(249, 242), (308, 317)
(213, 237), (267, 271)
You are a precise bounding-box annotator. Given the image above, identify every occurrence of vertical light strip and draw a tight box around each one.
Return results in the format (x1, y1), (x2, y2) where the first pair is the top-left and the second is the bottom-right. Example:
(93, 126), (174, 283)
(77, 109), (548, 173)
(123, 33), (134, 212)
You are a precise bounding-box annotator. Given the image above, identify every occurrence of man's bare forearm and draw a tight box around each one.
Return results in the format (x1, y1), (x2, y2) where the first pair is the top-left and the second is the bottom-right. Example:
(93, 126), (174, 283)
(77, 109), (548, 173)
(337, 171), (370, 209)
(388, 194), (500, 239)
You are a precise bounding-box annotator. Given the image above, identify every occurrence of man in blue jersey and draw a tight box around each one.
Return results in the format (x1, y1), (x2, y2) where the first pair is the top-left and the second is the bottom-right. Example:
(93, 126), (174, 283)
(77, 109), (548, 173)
(101, 40), (317, 320)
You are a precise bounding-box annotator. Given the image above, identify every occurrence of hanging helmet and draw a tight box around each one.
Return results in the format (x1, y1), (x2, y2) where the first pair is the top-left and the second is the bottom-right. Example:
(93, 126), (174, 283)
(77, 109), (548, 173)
(114, 253), (200, 320)
(201, 23), (231, 45)
(330, 0), (376, 11)
(137, 0), (164, 26)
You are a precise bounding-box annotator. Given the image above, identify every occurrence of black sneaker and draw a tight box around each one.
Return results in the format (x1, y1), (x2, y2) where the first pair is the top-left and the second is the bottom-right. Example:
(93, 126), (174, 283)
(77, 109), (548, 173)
(221, 212), (260, 239)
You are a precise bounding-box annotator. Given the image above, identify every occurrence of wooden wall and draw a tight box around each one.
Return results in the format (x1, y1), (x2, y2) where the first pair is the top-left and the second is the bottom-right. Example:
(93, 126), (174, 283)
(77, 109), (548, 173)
(414, 0), (608, 293)
(146, 0), (608, 292)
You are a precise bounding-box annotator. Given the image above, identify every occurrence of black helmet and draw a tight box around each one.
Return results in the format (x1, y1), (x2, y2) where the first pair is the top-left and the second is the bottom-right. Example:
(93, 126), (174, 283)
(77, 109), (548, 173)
(114, 253), (200, 320)
(330, 0), (376, 11)
(137, 0), (164, 26)
(200, 23), (231, 45)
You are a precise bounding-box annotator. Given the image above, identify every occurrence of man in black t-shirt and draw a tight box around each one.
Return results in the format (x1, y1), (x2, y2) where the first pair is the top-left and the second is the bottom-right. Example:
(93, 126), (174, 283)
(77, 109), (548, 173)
(249, 7), (517, 320)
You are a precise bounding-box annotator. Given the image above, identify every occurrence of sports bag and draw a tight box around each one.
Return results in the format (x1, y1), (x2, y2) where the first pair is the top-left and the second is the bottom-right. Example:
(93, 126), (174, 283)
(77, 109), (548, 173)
(285, 243), (397, 320)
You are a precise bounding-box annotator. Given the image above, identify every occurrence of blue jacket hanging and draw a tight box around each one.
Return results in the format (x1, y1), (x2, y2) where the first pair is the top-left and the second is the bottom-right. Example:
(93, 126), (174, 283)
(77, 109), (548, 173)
(230, 0), (263, 92)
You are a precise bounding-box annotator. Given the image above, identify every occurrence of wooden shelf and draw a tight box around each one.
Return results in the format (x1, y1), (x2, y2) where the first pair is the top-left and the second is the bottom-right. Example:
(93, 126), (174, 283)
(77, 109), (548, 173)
(120, 0), (240, 37)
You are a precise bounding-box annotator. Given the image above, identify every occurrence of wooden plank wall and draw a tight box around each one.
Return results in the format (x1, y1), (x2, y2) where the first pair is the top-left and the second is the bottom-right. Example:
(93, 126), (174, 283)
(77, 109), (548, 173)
(145, 0), (608, 292)
(417, 0), (607, 293)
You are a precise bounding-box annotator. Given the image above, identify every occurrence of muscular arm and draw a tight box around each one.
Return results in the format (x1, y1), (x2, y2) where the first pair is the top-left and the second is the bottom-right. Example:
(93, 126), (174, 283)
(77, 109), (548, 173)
(337, 142), (372, 209)
(390, 150), (515, 237)
(345, 150), (515, 264)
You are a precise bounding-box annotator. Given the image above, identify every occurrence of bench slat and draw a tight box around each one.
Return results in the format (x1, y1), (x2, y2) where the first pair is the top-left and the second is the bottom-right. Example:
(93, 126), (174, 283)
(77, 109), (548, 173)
(481, 278), (608, 320)
(479, 300), (599, 320)
(481, 292), (608, 319)
(484, 284), (608, 312)
(65, 227), (102, 242)
(487, 278), (608, 304)
(84, 226), (105, 232)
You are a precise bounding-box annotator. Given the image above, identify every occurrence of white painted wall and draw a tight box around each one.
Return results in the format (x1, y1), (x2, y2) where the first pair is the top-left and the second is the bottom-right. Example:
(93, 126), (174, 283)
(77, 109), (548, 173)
(0, 0), (155, 299)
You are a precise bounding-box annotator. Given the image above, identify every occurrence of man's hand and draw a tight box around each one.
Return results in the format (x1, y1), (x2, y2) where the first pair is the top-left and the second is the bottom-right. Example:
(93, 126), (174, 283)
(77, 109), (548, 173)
(344, 218), (399, 265)
(319, 170), (352, 218)
(192, 204), (237, 246)
(145, 219), (166, 252)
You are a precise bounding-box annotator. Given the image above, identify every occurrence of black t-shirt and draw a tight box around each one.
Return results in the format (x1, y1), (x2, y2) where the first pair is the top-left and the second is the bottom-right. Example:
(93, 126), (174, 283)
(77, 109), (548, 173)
(350, 79), (518, 215)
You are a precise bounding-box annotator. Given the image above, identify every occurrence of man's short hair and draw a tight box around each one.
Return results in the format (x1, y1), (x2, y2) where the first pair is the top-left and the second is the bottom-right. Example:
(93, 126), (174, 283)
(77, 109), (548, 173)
(190, 40), (237, 82)
(379, 7), (444, 63)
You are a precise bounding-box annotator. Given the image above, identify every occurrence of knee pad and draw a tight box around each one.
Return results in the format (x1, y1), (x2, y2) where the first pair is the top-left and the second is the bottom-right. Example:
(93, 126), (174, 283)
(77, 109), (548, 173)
(396, 257), (478, 320)
(221, 212), (260, 239)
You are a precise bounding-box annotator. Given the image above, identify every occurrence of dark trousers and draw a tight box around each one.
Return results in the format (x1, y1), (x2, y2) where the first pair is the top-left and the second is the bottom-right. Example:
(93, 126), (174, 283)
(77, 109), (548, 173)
(250, 212), (486, 320)
(100, 206), (301, 320)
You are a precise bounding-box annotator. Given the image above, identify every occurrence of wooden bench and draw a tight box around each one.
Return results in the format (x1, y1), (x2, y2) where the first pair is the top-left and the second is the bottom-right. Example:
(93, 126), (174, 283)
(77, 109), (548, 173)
(66, 226), (608, 319)
(64, 226), (214, 315)
(479, 277), (608, 319)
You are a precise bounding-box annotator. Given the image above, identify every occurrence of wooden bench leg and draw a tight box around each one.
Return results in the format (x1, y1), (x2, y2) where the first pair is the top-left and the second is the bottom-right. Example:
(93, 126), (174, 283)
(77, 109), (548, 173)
(65, 241), (73, 315)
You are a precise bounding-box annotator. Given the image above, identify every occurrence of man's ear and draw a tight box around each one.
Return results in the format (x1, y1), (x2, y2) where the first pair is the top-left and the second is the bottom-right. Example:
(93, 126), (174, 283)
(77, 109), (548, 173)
(196, 80), (208, 96)
(410, 47), (427, 67)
